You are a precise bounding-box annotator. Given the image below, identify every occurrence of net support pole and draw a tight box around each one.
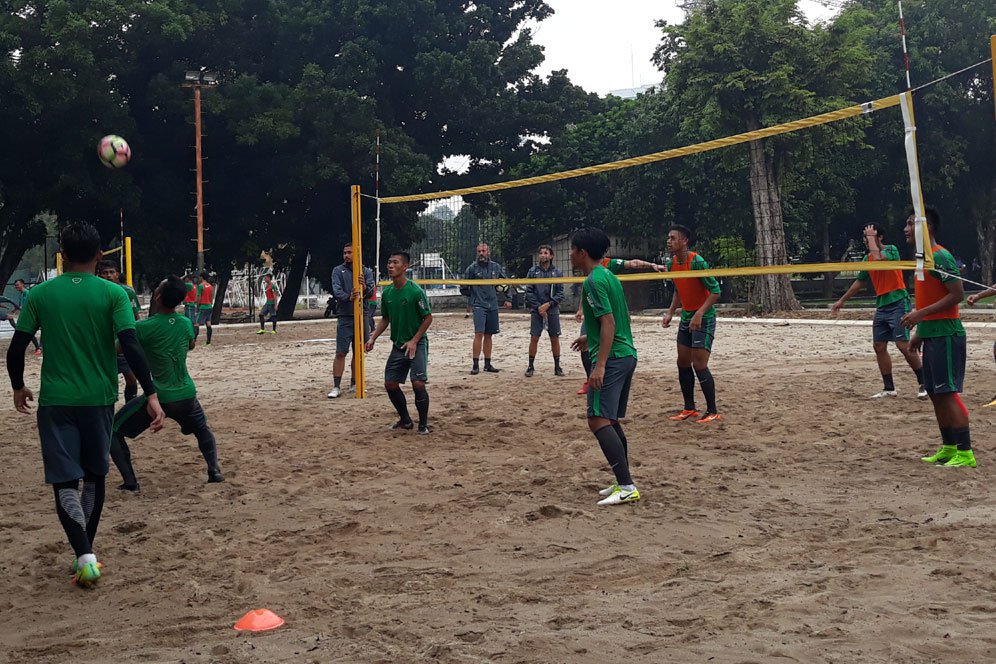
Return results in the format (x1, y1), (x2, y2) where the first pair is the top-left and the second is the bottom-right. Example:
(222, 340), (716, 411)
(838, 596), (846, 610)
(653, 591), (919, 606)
(350, 185), (366, 399)
(991, 35), (996, 119)
(56, 252), (63, 276)
(899, 91), (931, 280)
(125, 236), (134, 287)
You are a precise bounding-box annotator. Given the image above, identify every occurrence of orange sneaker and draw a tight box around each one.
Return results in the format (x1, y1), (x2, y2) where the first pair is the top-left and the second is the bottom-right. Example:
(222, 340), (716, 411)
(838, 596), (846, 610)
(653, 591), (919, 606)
(669, 409), (700, 421)
(577, 381), (589, 395)
(696, 412), (722, 424)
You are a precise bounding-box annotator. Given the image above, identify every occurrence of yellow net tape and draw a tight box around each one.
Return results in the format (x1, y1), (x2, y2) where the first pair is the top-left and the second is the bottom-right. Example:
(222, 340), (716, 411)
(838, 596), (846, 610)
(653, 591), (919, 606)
(101, 245), (123, 256)
(380, 94), (902, 204)
(379, 259), (918, 287)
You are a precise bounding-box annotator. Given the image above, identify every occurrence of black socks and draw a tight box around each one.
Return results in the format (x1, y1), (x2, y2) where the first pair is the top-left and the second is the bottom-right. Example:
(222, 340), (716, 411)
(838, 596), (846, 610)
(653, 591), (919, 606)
(882, 373), (895, 391)
(413, 385), (429, 429)
(387, 387), (412, 424)
(695, 367), (718, 414)
(678, 366), (696, 410)
(594, 425), (632, 486)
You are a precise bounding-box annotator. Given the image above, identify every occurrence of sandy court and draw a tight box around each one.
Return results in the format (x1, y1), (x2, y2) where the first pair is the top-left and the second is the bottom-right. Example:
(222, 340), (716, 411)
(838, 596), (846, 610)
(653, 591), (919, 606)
(1, 312), (995, 663)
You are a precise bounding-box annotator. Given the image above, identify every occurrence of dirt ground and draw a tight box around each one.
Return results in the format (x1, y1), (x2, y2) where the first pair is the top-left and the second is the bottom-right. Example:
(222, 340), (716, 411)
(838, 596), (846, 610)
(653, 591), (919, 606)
(1, 312), (994, 663)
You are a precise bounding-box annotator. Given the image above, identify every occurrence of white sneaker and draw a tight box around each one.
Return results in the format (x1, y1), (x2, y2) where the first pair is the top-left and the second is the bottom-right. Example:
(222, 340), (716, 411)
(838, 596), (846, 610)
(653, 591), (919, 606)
(870, 390), (898, 399)
(917, 385), (928, 400)
(597, 486), (641, 506)
(327, 387), (342, 399)
(598, 482), (619, 497)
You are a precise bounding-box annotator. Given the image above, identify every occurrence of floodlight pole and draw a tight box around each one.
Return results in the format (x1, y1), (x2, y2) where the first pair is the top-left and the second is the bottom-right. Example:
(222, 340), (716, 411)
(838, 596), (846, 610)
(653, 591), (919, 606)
(193, 85), (205, 271)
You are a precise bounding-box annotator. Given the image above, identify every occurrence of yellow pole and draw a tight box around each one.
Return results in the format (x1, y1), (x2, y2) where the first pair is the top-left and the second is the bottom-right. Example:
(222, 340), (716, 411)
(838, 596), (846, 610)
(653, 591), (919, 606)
(351, 185), (366, 399)
(991, 36), (995, 119)
(56, 253), (63, 275)
(125, 236), (134, 287)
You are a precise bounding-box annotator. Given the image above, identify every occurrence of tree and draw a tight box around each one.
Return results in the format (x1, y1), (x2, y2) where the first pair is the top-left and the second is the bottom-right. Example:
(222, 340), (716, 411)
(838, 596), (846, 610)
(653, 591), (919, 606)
(653, 0), (876, 311)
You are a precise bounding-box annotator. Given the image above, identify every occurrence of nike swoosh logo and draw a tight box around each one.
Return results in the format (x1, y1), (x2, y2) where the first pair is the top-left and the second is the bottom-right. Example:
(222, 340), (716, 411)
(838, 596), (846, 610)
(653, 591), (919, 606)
(934, 384), (947, 389)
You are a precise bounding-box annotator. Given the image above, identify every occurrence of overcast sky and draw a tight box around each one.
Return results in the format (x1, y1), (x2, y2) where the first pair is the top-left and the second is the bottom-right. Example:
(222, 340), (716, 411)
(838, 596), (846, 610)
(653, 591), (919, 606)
(532, 0), (839, 95)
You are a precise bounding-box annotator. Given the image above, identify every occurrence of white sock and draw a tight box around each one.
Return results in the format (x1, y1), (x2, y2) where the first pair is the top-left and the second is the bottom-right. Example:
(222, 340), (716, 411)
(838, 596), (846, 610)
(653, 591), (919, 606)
(78, 553), (97, 566)
(620, 484), (636, 492)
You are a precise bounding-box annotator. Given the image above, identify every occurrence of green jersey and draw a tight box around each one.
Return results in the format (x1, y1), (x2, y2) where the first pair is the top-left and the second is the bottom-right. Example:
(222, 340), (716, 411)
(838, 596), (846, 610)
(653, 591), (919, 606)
(603, 258), (626, 274)
(16, 272), (136, 406)
(122, 284), (141, 319)
(381, 279), (431, 347)
(136, 312), (197, 403)
(582, 265), (637, 360)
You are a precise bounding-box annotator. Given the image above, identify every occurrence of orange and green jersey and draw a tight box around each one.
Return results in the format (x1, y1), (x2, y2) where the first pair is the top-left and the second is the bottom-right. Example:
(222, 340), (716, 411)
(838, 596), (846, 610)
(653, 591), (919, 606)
(198, 282), (214, 310)
(183, 282), (198, 304)
(599, 257), (626, 275)
(264, 280), (276, 303)
(856, 245), (909, 308)
(915, 245), (964, 338)
(666, 252), (721, 321)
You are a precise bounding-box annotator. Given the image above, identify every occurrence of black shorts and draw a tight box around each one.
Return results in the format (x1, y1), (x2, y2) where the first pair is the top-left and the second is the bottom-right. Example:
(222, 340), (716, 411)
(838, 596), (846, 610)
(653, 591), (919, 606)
(114, 396), (210, 439)
(336, 316), (359, 355)
(872, 299), (911, 343)
(195, 309), (211, 325)
(586, 355), (637, 421)
(677, 317), (716, 352)
(921, 335), (966, 396)
(37, 405), (114, 484)
(530, 309), (561, 337)
(259, 301), (277, 320)
(472, 307), (499, 335)
(385, 339), (428, 384)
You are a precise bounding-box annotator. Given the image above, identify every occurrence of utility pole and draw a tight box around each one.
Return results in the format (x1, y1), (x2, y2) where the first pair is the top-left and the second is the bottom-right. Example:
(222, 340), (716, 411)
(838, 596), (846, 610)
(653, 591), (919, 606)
(182, 70), (219, 271)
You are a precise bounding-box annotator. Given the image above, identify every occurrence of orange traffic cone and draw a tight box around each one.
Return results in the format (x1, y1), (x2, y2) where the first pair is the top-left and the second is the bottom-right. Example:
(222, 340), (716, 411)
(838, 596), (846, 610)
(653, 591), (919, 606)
(234, 609), (285, 632)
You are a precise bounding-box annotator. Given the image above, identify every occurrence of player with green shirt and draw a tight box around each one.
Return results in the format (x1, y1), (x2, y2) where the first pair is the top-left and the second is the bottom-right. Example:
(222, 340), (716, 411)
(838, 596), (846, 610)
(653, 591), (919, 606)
(831, 224), (925, 399)
(662, 225), (723, 424)
(898, 208), (975, 468)
(366, 251), (433, 435)
(12, 279), (42, 355)
(967, 284), (996, 408)
(98, 260), (141, 403)
(6, 222), (164, 588)
(569, 227), (640, 506)
(110, 275), (223, 490)
(573, 256), (663, 395)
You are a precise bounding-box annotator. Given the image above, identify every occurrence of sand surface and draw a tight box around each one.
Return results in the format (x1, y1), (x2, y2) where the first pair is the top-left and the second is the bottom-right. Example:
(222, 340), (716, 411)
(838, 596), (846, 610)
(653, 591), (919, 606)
(1, 312), (995, 663)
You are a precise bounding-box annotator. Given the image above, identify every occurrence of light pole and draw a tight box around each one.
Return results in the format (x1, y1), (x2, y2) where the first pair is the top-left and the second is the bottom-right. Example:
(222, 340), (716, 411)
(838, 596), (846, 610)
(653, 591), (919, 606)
(182, 70), (218, 271)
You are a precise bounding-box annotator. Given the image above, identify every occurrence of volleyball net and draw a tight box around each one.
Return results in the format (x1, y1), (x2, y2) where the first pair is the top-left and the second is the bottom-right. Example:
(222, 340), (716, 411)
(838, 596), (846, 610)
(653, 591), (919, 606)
(346, 49), (994, 397)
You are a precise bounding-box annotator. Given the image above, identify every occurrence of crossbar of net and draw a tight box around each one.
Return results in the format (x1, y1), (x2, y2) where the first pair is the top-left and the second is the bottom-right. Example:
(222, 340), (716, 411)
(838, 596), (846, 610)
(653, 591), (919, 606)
(379, 260), (922, 287)
(379, 95), (901, 204)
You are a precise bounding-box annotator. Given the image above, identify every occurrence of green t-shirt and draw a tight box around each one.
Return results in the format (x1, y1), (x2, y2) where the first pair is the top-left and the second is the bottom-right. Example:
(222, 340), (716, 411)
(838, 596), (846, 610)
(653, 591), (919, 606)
(582, 265), (637, 361)
(918, 247), (965, 338)
(381, 279), (431, 348)
(604, 258), (626, 275)
(856, 245), (909, 309)
(122, 284), (141, 319)
(16, 273), (136, 406)
(136, 313), (197, 403)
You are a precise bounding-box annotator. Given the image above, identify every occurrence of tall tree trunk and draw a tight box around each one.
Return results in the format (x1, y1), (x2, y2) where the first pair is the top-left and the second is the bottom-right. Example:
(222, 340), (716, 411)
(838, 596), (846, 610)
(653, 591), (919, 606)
(975, 188), (996, 288)
(278, 244), (309, 320)
(746, 137), (801, 312)
(0, 215), (46, 287)
(211, 269), (231, 325)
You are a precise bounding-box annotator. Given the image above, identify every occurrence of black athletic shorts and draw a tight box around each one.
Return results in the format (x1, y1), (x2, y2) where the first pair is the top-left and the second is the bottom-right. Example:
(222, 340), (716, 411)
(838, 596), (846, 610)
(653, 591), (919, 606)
(586, 355), (637, 421)
(37, 405), (114, 484)
(385, 339), (428, 384)
(922, 334), (966, 396)
(114, 396), (210, 439)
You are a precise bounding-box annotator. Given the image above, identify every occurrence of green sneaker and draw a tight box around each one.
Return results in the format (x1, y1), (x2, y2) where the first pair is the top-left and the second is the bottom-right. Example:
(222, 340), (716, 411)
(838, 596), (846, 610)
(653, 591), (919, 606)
(921, 445), (957, 464)
(943, 450), (976, 468)
(73, 561), (102, 588)
(598, 482), (619, 497)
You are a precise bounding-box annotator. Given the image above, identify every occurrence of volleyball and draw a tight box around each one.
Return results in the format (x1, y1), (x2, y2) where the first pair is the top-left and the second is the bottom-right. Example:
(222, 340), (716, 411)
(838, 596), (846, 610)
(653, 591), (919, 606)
(97, 134), (131, 169)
